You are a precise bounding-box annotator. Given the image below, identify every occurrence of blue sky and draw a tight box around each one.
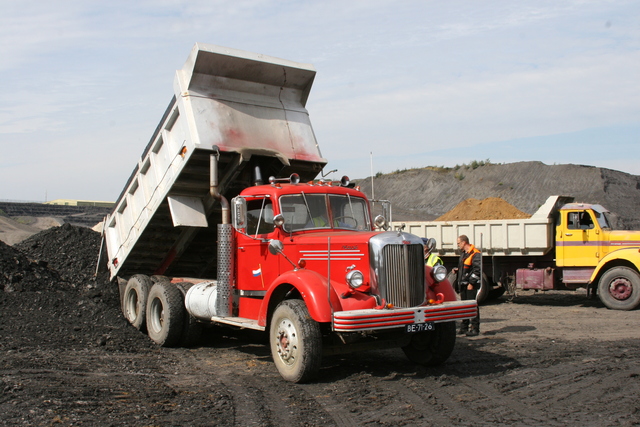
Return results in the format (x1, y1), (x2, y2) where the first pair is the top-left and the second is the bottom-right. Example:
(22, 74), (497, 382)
(1, 0), (638, 202)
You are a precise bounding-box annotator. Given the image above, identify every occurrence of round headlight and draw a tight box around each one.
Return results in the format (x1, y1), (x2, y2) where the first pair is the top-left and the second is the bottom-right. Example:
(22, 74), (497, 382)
(374, 215), (386, 228)
(431, 265), (447, 282)
(346, 270), (364, 288)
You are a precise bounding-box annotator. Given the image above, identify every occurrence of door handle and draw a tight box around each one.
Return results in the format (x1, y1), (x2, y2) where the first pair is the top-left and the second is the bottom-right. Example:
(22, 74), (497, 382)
(565, 233), (573, 236)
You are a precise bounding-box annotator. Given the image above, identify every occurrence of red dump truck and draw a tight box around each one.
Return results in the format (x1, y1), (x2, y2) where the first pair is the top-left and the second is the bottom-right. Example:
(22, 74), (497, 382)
(396, 195), (640, 310)
(97, 43), (477, 382)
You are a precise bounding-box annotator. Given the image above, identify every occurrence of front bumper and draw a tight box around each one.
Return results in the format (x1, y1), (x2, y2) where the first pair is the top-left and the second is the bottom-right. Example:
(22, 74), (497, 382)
(332, 300), (478, 332)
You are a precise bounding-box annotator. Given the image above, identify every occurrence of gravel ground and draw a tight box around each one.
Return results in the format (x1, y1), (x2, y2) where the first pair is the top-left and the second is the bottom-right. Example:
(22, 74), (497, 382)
(1, 224), (640, 426)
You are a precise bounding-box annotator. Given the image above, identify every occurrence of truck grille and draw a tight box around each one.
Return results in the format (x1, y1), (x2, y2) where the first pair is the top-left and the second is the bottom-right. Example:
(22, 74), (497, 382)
(379, 244), (425, 307)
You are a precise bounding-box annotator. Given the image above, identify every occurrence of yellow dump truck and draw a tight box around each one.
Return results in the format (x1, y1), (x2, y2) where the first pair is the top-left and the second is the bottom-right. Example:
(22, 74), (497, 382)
(395, 195), (640, 310)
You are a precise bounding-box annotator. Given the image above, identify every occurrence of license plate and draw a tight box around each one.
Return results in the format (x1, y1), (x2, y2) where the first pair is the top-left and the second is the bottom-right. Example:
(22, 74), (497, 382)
(405, 322), (435, 333)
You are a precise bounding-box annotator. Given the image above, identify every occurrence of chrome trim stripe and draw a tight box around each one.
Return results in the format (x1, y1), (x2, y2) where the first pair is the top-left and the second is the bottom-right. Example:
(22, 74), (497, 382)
(300, 249), (365, 261)
(332, 301), (478, 332)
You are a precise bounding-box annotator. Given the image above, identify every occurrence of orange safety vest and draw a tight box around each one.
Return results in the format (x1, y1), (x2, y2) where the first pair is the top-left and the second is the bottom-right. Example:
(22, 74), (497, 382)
(462, 244), (480, 269)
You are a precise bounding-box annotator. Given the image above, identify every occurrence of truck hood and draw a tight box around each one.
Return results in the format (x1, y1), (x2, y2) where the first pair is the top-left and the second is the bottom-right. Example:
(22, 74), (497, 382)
(291, 230), (381, 245)
(607, 230), (640, 248)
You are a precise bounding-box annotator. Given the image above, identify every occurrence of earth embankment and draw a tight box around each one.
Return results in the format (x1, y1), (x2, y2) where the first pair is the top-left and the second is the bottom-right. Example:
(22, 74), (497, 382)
(358, 161), (640, 229)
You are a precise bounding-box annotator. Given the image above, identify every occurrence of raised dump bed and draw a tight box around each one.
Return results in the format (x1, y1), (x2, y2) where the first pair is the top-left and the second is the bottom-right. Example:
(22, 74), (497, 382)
(103, 43), (327, 280)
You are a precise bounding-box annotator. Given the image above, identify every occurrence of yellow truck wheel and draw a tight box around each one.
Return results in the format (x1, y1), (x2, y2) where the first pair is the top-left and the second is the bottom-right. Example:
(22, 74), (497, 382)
(597, 267), (640, 311)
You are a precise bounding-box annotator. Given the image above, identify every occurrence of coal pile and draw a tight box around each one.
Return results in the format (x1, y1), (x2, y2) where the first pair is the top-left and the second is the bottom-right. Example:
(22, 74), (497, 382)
(0, 224), (151, 353)
(0, 239), (64, 292)
(16, 223), (104, 286)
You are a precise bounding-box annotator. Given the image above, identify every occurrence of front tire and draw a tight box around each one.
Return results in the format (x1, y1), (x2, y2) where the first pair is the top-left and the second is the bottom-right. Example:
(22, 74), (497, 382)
(402, 321), (456, 366)
(598, 267), (640, 310)
(122, 275), (152, 331)
(146, 281), (185, 347)
(269, 300), (322, 383)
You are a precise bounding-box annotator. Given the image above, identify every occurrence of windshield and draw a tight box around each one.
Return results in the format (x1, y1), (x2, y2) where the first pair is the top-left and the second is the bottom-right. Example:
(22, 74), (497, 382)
(598, 211), (612, 229)
(279, 193), (370, 232)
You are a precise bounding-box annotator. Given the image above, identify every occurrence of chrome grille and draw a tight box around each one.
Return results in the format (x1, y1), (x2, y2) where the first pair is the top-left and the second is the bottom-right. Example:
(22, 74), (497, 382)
(379, 244), (425, 307)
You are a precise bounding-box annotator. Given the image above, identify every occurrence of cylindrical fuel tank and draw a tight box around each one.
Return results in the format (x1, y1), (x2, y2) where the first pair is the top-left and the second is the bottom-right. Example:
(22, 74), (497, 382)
(184, 281), (218, 321)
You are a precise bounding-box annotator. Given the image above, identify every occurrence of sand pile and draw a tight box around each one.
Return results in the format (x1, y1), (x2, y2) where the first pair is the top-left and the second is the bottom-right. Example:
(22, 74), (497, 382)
(436, 197), (531, 221)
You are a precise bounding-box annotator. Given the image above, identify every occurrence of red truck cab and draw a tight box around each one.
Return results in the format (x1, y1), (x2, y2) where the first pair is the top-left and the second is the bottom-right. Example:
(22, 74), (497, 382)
(222, 175), (477, 381)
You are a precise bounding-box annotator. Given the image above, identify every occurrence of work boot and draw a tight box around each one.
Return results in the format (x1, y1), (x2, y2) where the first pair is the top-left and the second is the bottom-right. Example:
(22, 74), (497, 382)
(457, 323), (468, 335)
(466, 327), (479, 337)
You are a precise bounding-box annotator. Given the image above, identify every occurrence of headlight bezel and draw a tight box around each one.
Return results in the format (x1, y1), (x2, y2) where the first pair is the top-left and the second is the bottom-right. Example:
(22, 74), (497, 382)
(346, 269), (365, 288)
(431, 264), (447, 283)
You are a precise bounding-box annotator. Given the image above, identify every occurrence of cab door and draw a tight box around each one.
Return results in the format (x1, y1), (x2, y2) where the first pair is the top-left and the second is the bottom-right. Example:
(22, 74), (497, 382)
(235, 197), (279, 319)
(556, 210), (600, 267)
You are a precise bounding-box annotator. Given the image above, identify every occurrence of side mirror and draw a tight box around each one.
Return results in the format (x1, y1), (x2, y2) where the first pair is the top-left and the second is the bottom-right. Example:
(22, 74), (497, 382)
(231, 197), (247, 230)
(373, 200), (391, 231)
(268, 239), (285, 255)
(374, 215), (387, 230)
(273, 213), (285, 228)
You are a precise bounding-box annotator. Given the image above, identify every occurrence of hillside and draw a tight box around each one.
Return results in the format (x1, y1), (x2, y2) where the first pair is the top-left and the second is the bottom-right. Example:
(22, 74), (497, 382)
(356, 161), (640, 230)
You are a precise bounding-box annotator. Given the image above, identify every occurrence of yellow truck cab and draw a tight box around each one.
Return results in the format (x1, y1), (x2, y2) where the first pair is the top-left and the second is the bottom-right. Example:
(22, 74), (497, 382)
(556, 202), (640, 310)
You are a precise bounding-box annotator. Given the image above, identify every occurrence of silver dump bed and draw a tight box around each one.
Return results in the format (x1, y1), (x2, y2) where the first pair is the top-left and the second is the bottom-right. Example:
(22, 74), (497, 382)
(393, 196), (574, 257)
(102, 43), (327, 280)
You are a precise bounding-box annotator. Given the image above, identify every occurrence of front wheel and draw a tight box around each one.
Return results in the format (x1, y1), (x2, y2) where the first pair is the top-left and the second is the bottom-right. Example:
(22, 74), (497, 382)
(598, 267), (640, 310)
(269, 300), (322, 383)
(402, 321), (456, 366)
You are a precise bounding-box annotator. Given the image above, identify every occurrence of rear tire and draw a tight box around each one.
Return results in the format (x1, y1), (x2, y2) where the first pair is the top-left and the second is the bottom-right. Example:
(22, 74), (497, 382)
(175, 282), (203, 347)
(122, 275), (152, 331)
(270, 300), (322, 383)
(402, 321), (456, 366)
(146, 281), (185, 347)
(598, 267), (640, 311)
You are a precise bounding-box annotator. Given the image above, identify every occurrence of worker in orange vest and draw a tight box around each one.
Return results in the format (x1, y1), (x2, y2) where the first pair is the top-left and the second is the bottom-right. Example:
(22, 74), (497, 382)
(453, 234), (481, 336)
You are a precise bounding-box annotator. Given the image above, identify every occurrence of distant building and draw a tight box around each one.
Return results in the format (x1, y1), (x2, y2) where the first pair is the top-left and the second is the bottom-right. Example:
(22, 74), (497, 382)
(45, 199), (115, 208)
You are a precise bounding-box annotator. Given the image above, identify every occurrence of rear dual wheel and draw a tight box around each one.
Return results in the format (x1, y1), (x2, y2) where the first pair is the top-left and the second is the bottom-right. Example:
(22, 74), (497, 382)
(122, 275), (152, 331)
(146, 281), (185, 347)
(174, 282), (203, 347)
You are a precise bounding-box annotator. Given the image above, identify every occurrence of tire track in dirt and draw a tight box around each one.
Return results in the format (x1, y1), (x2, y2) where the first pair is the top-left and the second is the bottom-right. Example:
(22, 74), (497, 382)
(493, 356), (640, 424)
(390, 369), (556, 427)
(173, 343), (342, 426)
(297, 383), (360, 427)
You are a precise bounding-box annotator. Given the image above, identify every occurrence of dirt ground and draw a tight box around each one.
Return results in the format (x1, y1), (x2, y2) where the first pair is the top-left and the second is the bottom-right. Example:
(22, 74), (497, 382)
(2, 225), (640, 426)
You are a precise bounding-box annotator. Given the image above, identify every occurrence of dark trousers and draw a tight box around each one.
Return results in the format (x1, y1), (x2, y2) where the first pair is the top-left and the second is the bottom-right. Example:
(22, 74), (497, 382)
(459, 286), (480, 330)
